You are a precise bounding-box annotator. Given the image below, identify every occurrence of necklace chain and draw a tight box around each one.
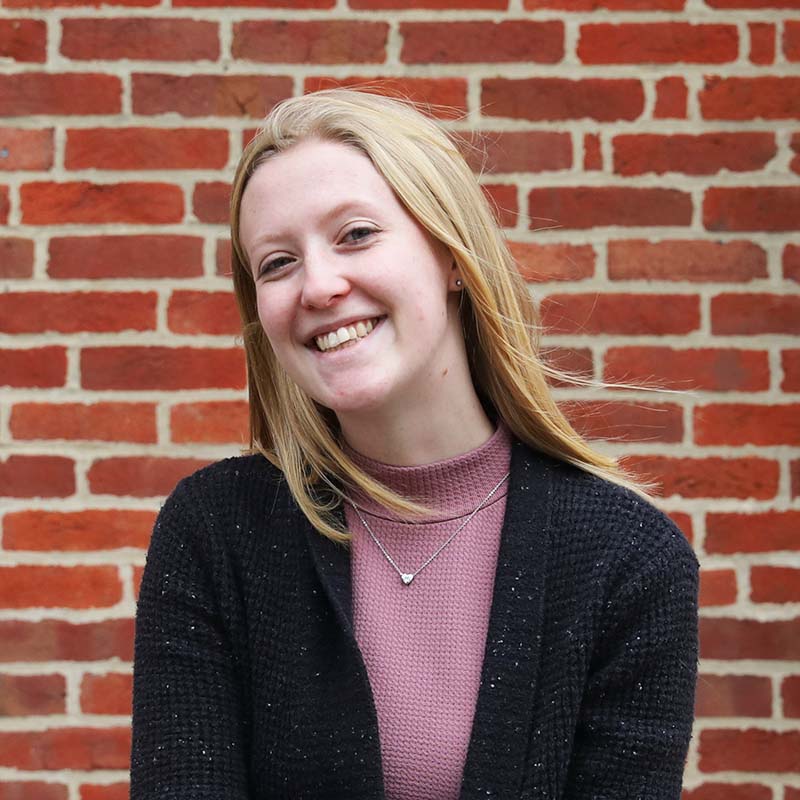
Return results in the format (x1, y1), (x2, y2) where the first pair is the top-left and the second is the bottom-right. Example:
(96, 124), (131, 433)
(348, 470), (510, 586)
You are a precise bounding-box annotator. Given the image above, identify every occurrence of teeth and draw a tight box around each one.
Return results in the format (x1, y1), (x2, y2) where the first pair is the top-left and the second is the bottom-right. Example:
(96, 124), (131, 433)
(314, 317), (381, 352)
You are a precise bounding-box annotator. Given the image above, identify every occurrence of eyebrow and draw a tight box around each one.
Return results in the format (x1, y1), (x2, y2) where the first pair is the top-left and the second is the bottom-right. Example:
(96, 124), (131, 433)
(256, 200), (380, 245)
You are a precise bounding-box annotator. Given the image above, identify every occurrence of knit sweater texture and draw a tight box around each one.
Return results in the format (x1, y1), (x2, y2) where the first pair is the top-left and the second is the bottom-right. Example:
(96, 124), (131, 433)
(345, 423), (511, 800)
(130, 435), (700, 799)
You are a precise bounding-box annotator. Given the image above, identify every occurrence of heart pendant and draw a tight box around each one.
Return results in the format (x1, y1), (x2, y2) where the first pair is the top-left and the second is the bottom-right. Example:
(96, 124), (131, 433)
(401, 573), (414, 585)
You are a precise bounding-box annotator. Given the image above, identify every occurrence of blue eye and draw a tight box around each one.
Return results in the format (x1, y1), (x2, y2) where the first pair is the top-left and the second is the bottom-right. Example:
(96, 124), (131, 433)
(344, 226), (376, 242)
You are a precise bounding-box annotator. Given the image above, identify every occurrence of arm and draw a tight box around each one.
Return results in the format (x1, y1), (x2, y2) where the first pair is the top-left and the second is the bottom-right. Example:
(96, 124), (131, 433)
(130, 482), (252, 799)
(563, 538), (700, 800)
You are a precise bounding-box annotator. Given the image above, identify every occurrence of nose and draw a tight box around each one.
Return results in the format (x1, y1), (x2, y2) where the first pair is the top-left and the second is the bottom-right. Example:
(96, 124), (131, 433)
(299, 251), (351, 310)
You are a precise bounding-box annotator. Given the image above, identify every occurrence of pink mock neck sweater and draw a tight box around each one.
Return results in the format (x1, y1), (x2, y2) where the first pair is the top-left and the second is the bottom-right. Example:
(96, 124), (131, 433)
(344, 423), (512, 800)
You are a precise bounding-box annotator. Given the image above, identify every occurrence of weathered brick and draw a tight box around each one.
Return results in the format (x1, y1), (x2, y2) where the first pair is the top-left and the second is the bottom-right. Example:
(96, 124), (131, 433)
(0, 674), (66, 716)
(167, 291), (240, 335)
(482, 78), (644, 121)
(80, 673), (131, 715)
(541, 293), (699, 335)
(61, 17), (218, 61)
(751, 566), (800, 603)
(0, 73), (120, 115)
(578, 23), (737, 64)
(171, 401), (249, 444)
(561, 399), (683, 442)
(79, 784), (129, 800)
(483, 183), (518, 227)
(706, 511), (800, 554)
(0, 237), (34, 278)
(529, 187), (692, 228)
(682, 783), (771, 800)
(65, 128), (228, 170)
(133, 73), (291, 117)
(0, 566), (121, 609)
(583, 133), (602, 170)
(524, 0), (684, 7)
(783, 676), (800, 717)
(699, 568), (737, 607)
(401, 20), (563, 63)
(699, 729), (800, 773)
(0, 18), (46, 62)
(0, 783), (67, 800)
(193, 181), (230, 223)
(785, 20), (800, 60)
(700, 76), (800, 120)
(704, 187), (800, 231)
(711, 293), (800, 334)
(695, 403), (800, 446)
(3, 509), (155, 551)
(87, 457), (210, 497)
(10, 402), (157, 443)
(783, 349), (800, 391)
(695, 674), (772, 717)
(791, 133), (800, 176)
(0, 728), (130, 770)
(654, 76), (687, 118)
(21, 182), (183, 225)
(604, 346), (769, 392)
(464, 131), (572, 174)
(749, 22), (775, 64)
(233, 20), (387, 63)
(49, 235), (204, 279)
(0, 619), (133, 663)
(0, 455), (75, 498)
(607, 239), (767, 281)
(0, 127), (53, 170)
(509, 242), (595, 282)
(0, 347), (67, 388)
(700, 617), (800, 659)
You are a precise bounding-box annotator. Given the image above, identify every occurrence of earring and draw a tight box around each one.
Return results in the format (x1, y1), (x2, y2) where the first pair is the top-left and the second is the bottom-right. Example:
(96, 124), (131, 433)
(455, 278), (463, 288)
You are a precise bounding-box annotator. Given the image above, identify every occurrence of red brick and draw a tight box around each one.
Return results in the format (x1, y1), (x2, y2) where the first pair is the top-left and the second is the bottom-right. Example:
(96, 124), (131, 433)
(700, 76), (800, 120)
(682, 783), (771, 800)
(604, 346), (769, 392)
(66, 128), (228, 171)
(793, 459), (800, 498)
(705, 187), (800, 232)
(61, 17), (218, 61)
(783, 349), (800, 391)
(3, 509), (155, 551)
(711, 293), (800, 334)
(529, 187), (692, 229)
(0, 455), (74, 498)
(749, 22), (775, 64)
(0, 237), (34, 278)
(167, 291), (239, 335)
(0, 674), (66, 715)
(784, 244), (800, 282)
(541, 293), (699, 335)
(613, 132), (774, 176)
(0, 73), (120, 116)
(706, 511), (800, 554)
(10, 402), (157, 443)
(561, 400), (683, 443)
(699, 568), (737, 607)
(792, 134), (800, 176)
(783, 675), (800, 717)
(654, 76), (687, 118)
(0, 728), (130, 770)
(401, 20), (562, 64)
(49, 235), (204, 279)
(0, 347), (67, 388)
(5, 0), (158, 5)
(0, 619), (133, 663)
(482, 77), (644, 121)
(579, 23), (737, 64)
(0, 783), (67, 800)
(695, 674), (772, 718)
(700, 729), (800, 772)
(133, 566), (144, 599)
(88, 456), (209, 498)
(0, 291), (156, 334)
(699, 617), (800, 659)
(0, 186), (9, 223)
(303, 76), (468, 118)
(80, 673), (131, 715)
(541, 346), (594, 388)
(784, 20), (800, 59)
(695, 403), (800, 446)
(21, 181), (183, 225)
(354, 0), (504, 5)
(751, 566), (800, 603)
(175, 0), (331, 4)
(0, 18), (46, 62)
(216, 237), (232, 276)
(607, 239), (767, 282)
(667, 511), (693, 545)
(621, 455), (779, 499)
(0, 566), (121, 609)
(463, 131), (571, 173)
(171, 400), (249, 444)
(509, 242), (594, 282)
(483, 184), (518, 228)
(193, 181), (230, 224)
(133, 73), (291, 117)
(81, 346), (245, 390)
(80, 784), (129, 800)
(233, 20), (387, 63)
(706, 0), (800, 5)
(583, 133), (602, 170)
(0, 127), (53, 169)
(524, 0), (684, 7)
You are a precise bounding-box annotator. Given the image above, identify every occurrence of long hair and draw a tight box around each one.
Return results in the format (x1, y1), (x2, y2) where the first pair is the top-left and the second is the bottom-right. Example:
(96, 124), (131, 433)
(230, 87), (655, 545)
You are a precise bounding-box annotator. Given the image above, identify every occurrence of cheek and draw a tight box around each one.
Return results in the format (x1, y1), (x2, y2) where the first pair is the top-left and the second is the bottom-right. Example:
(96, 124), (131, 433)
(255, 287), (293, 346)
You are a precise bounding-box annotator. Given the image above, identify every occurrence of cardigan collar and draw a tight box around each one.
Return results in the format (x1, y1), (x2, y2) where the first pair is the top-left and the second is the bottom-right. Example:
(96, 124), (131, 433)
(302, 437), (554, 799)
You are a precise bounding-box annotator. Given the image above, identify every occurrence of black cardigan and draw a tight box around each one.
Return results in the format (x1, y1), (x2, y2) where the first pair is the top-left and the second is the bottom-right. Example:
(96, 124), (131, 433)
(130, 438), (700, 799)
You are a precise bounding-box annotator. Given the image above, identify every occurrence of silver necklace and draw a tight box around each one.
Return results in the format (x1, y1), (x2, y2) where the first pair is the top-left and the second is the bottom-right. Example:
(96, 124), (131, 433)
(347, 471), (510, 587)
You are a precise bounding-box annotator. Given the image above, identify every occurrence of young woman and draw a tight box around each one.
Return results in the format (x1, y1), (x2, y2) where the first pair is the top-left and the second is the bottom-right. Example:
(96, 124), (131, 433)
(130, 88), (700, 800)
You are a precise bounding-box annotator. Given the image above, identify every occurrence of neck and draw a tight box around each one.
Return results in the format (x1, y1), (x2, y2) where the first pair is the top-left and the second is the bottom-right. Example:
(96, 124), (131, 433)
(338, 389), (495, 466)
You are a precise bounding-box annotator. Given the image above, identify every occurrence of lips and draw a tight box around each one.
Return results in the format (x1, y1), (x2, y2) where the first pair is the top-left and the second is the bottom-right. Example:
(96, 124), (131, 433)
(311, 316), (385, 352)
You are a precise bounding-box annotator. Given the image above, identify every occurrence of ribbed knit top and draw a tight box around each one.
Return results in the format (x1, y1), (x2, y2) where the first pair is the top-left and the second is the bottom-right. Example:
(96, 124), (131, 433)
(343, 423), (512, 800)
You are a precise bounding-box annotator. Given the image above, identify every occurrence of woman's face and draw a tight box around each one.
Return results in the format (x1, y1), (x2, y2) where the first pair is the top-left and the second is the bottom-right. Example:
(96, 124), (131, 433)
(238, 137), (466, 418)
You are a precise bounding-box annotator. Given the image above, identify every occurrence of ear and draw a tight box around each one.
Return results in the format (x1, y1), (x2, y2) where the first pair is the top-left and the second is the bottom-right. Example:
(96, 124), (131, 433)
(449, 261), (463, 292)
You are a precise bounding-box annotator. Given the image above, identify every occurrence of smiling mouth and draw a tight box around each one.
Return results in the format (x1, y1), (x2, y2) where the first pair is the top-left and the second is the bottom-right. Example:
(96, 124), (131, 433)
(312, 316), (385, 352)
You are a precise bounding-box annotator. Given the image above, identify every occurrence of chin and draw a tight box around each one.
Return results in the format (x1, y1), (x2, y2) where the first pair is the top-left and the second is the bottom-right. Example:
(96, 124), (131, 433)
(312, 378), (395, 417)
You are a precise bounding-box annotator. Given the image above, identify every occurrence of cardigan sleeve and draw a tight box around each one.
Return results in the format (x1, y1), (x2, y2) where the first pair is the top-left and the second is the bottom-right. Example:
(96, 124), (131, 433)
(562, 536), (700, 800)
(130, 481), (252, 800)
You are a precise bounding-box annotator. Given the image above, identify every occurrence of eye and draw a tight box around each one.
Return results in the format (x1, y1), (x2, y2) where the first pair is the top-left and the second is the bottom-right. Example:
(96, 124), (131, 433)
(342, 226), (377, 243)
(257, 255), (293, 278)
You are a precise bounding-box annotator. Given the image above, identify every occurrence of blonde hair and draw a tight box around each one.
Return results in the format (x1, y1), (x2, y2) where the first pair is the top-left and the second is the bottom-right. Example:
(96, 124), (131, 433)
(230, 87), (654, 545)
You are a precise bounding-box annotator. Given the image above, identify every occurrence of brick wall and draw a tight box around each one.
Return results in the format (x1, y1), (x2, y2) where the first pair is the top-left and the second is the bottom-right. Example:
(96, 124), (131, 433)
(0, 0), (798, 797)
